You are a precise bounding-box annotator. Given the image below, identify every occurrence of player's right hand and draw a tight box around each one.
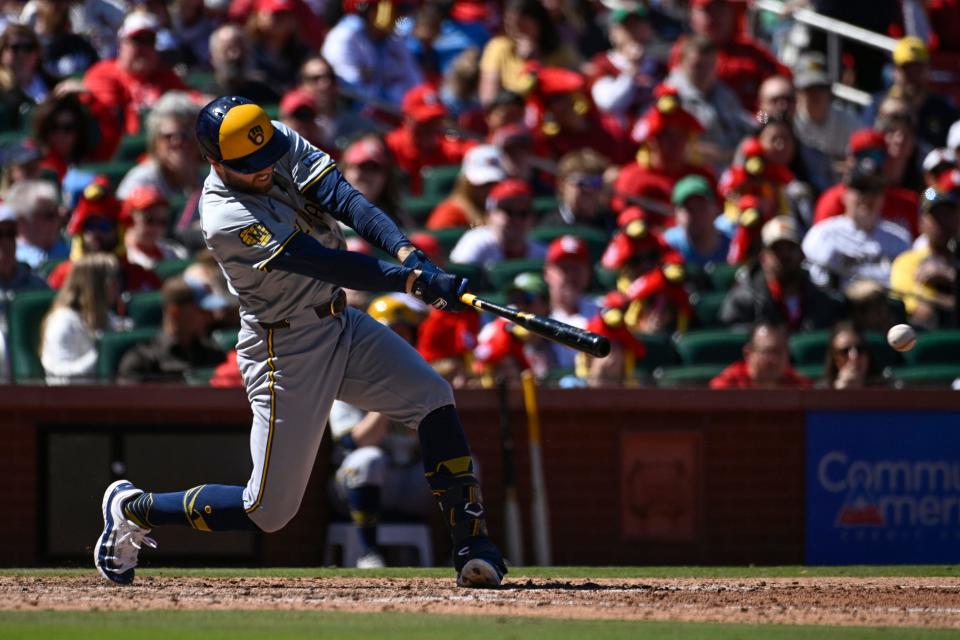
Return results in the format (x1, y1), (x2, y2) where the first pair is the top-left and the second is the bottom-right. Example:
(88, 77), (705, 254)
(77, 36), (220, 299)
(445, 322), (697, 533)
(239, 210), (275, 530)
(401, 248), (441, 275)
(411, 269), (468, 311)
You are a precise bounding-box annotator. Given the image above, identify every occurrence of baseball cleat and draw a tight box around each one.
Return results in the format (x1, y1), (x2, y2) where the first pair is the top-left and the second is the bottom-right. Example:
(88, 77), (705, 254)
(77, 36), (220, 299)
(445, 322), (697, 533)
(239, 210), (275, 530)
(94, 480), (157, 585)
(454, 536), (507, 588)
(356, 550), (386, 569)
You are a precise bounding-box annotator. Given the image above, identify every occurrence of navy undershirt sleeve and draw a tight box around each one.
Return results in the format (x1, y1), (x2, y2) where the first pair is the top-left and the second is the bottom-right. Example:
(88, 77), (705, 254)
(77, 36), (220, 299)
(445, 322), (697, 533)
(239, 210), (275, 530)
(266, 231), (412, 292)
(302, 168), (412, 257)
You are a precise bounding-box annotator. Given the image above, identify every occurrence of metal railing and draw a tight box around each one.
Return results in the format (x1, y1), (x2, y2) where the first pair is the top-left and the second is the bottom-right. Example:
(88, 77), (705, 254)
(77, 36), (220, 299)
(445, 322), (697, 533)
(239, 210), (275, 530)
(752, 0), (898, 106)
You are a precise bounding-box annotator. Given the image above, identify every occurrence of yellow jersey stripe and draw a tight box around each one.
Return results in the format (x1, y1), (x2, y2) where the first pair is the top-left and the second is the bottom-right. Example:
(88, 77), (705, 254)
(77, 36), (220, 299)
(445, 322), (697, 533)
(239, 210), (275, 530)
(256, 228), (301, 272)
(246, 329), (278, 514)
(298, 162), (337, 194)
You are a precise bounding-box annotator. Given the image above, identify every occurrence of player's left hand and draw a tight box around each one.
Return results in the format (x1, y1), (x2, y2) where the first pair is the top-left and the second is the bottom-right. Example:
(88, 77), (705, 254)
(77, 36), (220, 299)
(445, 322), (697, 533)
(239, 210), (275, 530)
(401, 248), (441, 275)
(411, 269), (468, 311)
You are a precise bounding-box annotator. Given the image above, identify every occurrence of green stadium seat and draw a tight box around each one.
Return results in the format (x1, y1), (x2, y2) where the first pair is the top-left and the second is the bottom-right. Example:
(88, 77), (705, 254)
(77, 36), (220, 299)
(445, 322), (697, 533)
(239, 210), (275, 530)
(486, 258), (545, 291)
(35, 258), (65, 279)
(97, 328), (158, 382)
(863, 331), (904, 370)
(425, 227), (467, 257)
(445, 262), (487, 292)
(653, 364), (725, 388)
(126, 290), (164, 328)
(903, 329), (960, 365)
(527, 225), (610, 262)
(594, 266), (619, 291)
(674, 329), (748, 366)
(182, 70), (215, 91)
(399, 194), (444, 225)
(533, 196), (558, 217)
(692, 291), (727, 329)
(420, 165), (461, 198)
(76, 161), (134, 189)
(704, 263), (741, 291)
(788, 330), (831, 366)
(115, 134), (147, 162)
(795, 363), (826, 382)
(6, 289), (57, 382)
(633, 333), (679, 374)
(890, 364), (960, 388)
(154, 258), (192, 280)
(212, 327), (240, 352)
(262, 104), (280, 120)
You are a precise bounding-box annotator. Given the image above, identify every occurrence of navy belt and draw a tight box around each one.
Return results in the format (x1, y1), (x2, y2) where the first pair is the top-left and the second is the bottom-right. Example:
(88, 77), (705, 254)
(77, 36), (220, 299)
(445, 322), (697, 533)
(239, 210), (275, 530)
(259, 289), (347, 330)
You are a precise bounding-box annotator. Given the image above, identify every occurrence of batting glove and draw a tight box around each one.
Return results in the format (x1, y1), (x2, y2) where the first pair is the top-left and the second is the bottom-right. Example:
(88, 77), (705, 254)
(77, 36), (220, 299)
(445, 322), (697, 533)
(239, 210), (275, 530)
(412, 270), (468, 311)
(402, 248), (441, 275)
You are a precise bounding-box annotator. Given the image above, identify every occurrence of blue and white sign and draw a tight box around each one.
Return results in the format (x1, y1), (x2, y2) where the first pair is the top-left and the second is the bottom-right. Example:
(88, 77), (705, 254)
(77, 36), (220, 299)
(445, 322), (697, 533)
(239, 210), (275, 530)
(806, 411), (960, 564)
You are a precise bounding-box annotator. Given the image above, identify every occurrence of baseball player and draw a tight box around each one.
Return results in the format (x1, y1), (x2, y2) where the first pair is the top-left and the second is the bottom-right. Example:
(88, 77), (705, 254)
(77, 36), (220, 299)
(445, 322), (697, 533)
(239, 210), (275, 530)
(94, 96), (506, 588)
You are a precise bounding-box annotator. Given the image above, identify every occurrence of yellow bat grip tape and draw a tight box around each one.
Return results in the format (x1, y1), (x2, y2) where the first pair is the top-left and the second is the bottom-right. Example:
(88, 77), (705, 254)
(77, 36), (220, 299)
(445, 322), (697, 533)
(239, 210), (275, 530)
(460, 293), (478, 307)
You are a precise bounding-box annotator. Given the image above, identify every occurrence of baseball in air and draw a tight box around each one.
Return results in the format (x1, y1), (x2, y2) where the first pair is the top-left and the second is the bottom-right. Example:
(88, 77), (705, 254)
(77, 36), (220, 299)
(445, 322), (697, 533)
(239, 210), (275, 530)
(886, 324), (917, 352)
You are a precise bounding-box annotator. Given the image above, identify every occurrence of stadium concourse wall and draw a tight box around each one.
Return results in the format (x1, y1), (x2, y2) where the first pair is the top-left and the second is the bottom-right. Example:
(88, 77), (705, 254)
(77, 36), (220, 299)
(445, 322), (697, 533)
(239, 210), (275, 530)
(1, 386), (959, 567)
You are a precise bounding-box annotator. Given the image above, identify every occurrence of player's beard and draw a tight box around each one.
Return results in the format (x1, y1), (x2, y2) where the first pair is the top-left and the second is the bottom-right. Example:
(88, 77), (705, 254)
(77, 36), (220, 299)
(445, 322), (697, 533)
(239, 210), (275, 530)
(221, 168), (275, 194)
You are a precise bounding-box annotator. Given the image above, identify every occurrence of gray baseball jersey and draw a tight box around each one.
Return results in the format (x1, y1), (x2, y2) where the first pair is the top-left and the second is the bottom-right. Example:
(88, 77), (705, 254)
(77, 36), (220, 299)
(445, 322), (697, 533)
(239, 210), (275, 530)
(199, 122), (453, 532)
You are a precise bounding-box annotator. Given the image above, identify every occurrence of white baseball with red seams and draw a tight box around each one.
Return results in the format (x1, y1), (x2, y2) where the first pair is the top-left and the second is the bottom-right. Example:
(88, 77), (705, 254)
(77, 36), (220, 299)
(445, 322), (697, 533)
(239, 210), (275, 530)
(886, 324), (917, 352)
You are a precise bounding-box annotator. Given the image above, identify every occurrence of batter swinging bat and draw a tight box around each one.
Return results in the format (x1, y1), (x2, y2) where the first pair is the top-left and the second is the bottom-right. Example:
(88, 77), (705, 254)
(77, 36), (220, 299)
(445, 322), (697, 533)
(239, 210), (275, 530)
(460, 293), (611, 358)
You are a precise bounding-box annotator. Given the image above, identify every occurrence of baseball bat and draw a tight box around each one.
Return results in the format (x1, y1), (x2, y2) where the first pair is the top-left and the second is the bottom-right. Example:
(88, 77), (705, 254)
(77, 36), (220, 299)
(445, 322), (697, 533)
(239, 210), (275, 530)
(460, 293), (611, 358)
(521, 370), (551, 566)
(496, 377), (525, 566)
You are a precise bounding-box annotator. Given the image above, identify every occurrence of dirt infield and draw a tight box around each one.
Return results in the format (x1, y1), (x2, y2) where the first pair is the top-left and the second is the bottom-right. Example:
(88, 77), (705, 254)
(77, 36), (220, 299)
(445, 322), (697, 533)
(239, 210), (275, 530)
(3, 576), (960, 628)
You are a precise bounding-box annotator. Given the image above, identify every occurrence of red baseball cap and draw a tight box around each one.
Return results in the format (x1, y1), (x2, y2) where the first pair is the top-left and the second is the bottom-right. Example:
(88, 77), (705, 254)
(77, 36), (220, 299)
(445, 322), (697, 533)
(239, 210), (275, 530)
(255, 0), (295, 13)
(279, 88), (317, 118)
(849, 128), (886, 155)
(408, 231), (444, 265)
(631, 86), (704, 143)
(120, 185), (168, 225)
(67, 177), (121, 235)
(487, 179), (532, 210)
(585, 312), (646, 359)
(535, 67), (585, 98)
(402, 84), (447, 123)
(343, 137), (389, 166)
(546, 235), (589, 265)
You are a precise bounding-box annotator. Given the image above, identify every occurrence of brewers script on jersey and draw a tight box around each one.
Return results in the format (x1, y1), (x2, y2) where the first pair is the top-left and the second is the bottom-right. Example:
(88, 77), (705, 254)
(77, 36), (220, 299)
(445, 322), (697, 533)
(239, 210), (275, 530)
(93, 96), (506, 589)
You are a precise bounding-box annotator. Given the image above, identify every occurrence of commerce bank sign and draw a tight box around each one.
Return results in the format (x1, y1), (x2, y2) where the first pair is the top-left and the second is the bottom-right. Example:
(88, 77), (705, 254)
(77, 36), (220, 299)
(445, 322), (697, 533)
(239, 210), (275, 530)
(806, 411), (960, 564)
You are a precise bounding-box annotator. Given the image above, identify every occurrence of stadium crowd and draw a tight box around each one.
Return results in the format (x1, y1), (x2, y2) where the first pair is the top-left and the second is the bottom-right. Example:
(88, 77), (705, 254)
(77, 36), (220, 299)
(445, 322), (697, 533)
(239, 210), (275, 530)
(1, 0), (960, 390)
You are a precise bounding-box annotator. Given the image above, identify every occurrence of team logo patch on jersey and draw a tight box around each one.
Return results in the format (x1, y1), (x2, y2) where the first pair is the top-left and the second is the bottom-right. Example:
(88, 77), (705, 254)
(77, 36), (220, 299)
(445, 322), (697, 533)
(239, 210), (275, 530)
(247, 125), (265, 146)
(302, 150), (326, 168)
(238, 223), (272, 247)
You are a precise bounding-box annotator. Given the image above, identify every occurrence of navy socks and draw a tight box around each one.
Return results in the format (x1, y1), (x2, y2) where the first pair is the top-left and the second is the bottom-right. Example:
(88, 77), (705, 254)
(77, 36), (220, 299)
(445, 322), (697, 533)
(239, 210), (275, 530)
(123, 484), (256, 531)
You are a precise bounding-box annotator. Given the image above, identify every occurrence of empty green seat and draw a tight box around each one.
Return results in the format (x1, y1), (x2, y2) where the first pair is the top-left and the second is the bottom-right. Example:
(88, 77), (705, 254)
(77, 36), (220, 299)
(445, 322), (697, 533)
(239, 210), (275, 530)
(633, 333), (679, 374)
(863, 332), (904, 370)
(903, 330), (960, 365)
(486, 258), (545, 291)
(126, 290), (164, 327)
(533, 196), (558, 216)
(789, 329), (831, 366)
(654, 364), (725, 388)
(6, 289), (57, 382)
(115, 134), (147, 162)
(154, 258), (192, 280)
(97, 328), (158, 382)
(890, 364), (960, 387)
(420, 165), (461, 198)
(674, 329), (748, 366)
(399, 194), (444, 225)
(692, 291), (727, 329)
(212, 327), (240, 352)
(795, 363), (826, 381)
(528, 225), (610, 262)
(704, 263), (741, 291)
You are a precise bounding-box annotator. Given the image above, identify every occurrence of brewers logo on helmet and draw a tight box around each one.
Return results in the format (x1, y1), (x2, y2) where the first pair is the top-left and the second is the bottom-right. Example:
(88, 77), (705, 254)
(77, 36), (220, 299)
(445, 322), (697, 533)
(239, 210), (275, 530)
(195, 96), (290, 174)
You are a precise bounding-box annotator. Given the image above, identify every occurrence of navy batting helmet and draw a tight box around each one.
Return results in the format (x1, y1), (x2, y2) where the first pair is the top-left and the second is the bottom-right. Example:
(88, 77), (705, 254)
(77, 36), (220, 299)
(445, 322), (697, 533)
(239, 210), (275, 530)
(195, 96), (290, 174)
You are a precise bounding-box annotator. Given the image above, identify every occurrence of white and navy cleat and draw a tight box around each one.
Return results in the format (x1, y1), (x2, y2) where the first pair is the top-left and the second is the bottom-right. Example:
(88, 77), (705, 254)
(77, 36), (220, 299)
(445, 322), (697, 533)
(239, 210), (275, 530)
(456, 557), (504, 588)
(94, 480), (157, 585)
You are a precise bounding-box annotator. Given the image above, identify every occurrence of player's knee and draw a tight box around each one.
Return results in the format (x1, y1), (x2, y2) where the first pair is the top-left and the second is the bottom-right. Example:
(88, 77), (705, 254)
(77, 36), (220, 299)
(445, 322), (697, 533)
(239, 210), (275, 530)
(421, 369), (455, 408)
(247, 498), (302, 533)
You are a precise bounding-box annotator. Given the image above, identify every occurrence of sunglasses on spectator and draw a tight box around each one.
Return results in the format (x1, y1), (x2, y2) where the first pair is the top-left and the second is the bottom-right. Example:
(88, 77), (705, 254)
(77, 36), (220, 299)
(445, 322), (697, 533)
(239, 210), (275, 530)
(567, 174), (603, 190)
(8, 42), (38, 53)
(128, 33), (156, 47)
(835, 342), (867, 357)
(35, 208), (59, 221)
(51, 119), (78, 132)
(158, 130), (190, 143)
(0, 228), (17, 240)
(83, 218), (114, 233)
(290, 107), (316, 122)
(767, 93), (796, 103)
(303, 73), (334, 84)
(501, 206), (533, 218)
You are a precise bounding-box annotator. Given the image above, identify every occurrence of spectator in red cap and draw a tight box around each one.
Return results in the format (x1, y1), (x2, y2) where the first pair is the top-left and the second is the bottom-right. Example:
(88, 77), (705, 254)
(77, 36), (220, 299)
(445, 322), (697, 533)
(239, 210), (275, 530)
(709, 322), (810, 389)
(720, 216), (844, 331)
(449, 178), (546, 270)
(472, 315), (531, 384)
(477, 0), (579, 105)
(668, 0), (791, 112)
(427, 145), (506, 230)
(576, 294), (647, 387)
(47, 178), (162, 293)
(621, 253), (692, 335)
(545, 234), (599, 368)
(322, 0), (422, 107)
(279, 88), (323, 147)
(922, 148), (958, 189)
(601, 206), (673, 286)
(416, 307), (480, 388)
(341, 133), (406, 228)
(121, 185), (187, 271)
(81, 13), (191, 160)
(589, 5), (662, 125)
(540, 149), (615, 233)
(612, 87), (715, 216)
(245, 0), (309, 90)
(205, 24), (281, 106)
(717, 136), (794, 231)
(530, 66), (631, 165)
(386, 84), (474, 195)
(408, 231), (445, 268)
(813, 128), (920, 236)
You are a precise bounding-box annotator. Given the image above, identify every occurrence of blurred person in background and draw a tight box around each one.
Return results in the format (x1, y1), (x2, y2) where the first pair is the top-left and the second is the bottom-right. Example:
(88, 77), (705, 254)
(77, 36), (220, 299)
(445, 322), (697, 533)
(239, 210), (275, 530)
(437, 47), (485, 134)
(890, 188), (959, 329)
(204, 23), (280, 105)
(822, 321), (883, 389)
(663, 174), (730, 270)
(322, 0), (422, 107)
(81, 12), (191, 160)
(754, 88), (832, 196)
(279, 88), (323, 147)
(544, 235), (599, 369)
(32, 93), (98, 181)
(449, 178), (546, 270)
(803, 164), (912, 290)
(340, 134), (406, 228)
(575, 292), (647, 388)
(386, 84), (473, 195)
(791, 51), (859, 165)
(720, 216), (843, 331)
(21, 0), (124, 61)
(873, 95), (924, 193)
(245, 0), (308, 91)
(121, 185), (187, 271)
(922, 148), (957, 189)
(588, 4), (661, 126)
(5, 178), (68, 269)
(30, 0), (99, 77)
(0, 139), (44, 192)
(296, 55), (381, 154)
(169, 0), (217, 70)
(666, 34), (753, 171)
(668, 0), (790, 112)
(478, 0), (579, 105)
(117, 275), (227, 383)
(489, 122), (551, 193)
(0, 24), (59, 131)
(601, 206), (673, 289)
(483, 90), (525, 136)
(863, 37), (958, 150)
(40, 252), (124, 384)
(117, 91), (204, 202)
(843, 279), (901, 334)
(709, 322), (810, 389)
(416, 304), (480, 389)
(426, 144), (506, 230)
(539, 148), (614, 233)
